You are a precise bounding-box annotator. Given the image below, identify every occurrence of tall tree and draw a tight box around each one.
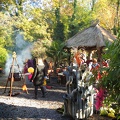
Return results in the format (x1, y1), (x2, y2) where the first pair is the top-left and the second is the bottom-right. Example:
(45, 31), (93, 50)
(0, 13), (11, 67)
(67, 0), (93, 38)
(90, 0), (119, 34)
(52, 7), (65, 41)
(110, 0), (120, 36)
(0, 0), (51, 65)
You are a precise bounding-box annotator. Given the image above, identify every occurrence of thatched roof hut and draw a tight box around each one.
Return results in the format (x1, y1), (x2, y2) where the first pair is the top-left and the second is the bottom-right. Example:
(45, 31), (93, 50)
(65, 24), (116, 50)
(65, 23), (116, 64)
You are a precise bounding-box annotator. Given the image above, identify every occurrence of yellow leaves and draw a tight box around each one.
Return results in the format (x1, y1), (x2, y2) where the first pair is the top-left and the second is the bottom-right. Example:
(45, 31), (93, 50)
(108, 112), (116, 118)
(100, 107), (116, 118)
(100, 107), (108, 116)
(52, 0), (60, 8)
(92, 0), (116, 29)
(108, 108), (115, 113)
(61, 4), (73, 16)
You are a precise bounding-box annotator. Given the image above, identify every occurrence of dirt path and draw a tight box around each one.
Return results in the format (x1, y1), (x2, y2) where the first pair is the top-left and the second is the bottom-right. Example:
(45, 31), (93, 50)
(0, 74), (72, 120)
(0, 74), (112, 120)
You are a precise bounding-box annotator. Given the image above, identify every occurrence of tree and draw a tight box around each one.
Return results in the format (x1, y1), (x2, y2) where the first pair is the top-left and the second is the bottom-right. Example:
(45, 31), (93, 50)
(0, 13), (13, 67)
(66, 0), (93, 38)
(15, 9), (49, 42)
(31, 39), (51, 58)
(109, 0), (120, 37)
(90, 0), (119, 36)
(1, 1), (50, 49)
(0, 47), (8, 68)
(45, 40), (70, 68)
(0, 0), (119, 68)
(42, 0), (92, 42)
(52, 7), (65, 41)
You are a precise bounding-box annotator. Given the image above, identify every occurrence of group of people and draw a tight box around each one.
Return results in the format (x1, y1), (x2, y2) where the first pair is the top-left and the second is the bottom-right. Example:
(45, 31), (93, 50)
(23, 48), (109, 100)
(60, 49), (109, 86)
(23, 58), (49, 99)
(73, 49), (109, 71)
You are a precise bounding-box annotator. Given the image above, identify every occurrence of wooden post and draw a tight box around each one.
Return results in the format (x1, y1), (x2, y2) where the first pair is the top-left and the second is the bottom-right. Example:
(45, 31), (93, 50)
(97, 48), (102, 67)
(3, 52), (28, 96)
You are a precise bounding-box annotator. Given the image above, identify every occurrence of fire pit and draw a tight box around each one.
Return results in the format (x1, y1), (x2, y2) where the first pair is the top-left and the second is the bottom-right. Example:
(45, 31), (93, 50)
(3, 52), (28, 96)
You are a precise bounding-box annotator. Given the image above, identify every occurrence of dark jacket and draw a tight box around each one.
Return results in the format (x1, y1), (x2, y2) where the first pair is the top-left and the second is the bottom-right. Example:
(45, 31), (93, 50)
(43, 60), (49, 76)
(30, 66), (44, 86)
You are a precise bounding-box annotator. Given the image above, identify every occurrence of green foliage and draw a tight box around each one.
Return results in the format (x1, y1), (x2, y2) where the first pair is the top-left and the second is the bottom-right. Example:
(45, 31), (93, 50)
(0, 13), (13, 67)
(67, 1), (92, 38)
(0, 47), (8, 68)
(31, 39), (51, 58)
(100, 39), (120, 108)
(0, 0), (119, 70)
(52, 7), (65, 41)
(44, 40), (70, 68)
(118, 27), (120, 39)
(53, 21), (65, 41)
(0, 13), (13, 48)
(15, 8), (49, 42)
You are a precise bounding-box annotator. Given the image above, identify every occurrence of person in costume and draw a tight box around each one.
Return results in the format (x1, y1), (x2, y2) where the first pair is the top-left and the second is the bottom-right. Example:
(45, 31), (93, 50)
(30, 58), (46, 99)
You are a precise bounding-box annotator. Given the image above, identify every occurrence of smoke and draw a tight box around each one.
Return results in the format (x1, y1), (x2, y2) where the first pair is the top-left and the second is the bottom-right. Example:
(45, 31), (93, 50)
(5, 34), (33, 75)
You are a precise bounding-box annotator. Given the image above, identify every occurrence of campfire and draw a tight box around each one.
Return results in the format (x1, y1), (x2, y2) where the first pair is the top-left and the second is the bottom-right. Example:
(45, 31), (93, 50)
(4, 52), (29, 96)
(22, 84), (27, 91)
(22, 84), (28, 94)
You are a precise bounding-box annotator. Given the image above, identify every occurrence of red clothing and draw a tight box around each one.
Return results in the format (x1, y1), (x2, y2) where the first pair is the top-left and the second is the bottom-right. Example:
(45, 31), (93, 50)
(91, 63), (101, 80)
(97, 71), (102, 80)
(28, 74), (32, 80)
(74, 52), (82, 66)
(24, 63), (28, 73)
(91, 63), (100, 71)
(102, 61), (108, 67)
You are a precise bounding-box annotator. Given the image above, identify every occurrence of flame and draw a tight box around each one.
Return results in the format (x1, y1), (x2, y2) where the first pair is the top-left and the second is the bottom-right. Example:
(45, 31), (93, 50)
(22, 84), (27, 91)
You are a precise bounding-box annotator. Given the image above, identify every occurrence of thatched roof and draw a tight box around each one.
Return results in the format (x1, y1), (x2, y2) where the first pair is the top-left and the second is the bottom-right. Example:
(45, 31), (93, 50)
(65, 24), (116, 50)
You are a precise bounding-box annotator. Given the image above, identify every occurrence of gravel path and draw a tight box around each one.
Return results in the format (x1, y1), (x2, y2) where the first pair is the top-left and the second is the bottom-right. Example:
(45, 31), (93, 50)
(0, 75), (113, 120)
(0, 75), (72, 120)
